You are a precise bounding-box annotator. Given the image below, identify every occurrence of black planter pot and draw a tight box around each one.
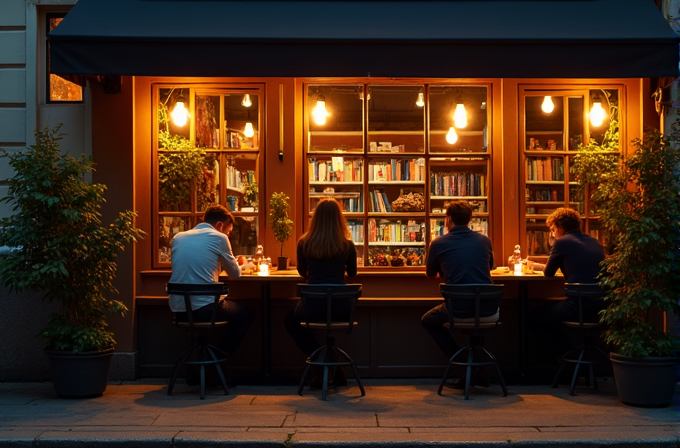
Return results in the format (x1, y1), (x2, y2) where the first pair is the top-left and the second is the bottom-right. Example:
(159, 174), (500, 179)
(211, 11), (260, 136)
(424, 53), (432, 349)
(45, 348), (114, 398)
(277, 256), (289, 271)
(610, 353), (679, 408)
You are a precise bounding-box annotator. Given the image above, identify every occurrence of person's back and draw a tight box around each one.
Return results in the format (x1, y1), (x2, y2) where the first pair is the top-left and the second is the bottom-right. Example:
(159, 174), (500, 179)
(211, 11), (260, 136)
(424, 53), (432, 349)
(167, 205), (252, 363)
(426, 226), (493, 286)
(544, 230), (604, 284)
(422, 201), (496, 360)
(529, 207), (605, 362)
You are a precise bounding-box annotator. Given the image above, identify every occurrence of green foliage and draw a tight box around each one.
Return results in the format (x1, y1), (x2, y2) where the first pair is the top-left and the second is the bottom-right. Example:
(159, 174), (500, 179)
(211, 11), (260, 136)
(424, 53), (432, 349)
(595, 128), (680, 357)
(0, 126), (145, 352)
(243, 181), (259, 207)
(269, 192), (294, 257)
(158, 130), (205, 210)
(571, 92), (620, 197)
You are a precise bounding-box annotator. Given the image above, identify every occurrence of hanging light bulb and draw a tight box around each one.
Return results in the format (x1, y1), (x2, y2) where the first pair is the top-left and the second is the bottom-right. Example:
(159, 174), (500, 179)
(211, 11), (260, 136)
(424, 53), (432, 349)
(171, 91), (189, 127)
(590, 96), (606, 127)
(416, 92), (425, 107)
(312, 94), (330, 125)
(541, 96), (555, 113)
(453, 102), (467, 128)
(241, 94), (252, 107)
(446, 127), (458, 144)
(243, 122), (255, 138)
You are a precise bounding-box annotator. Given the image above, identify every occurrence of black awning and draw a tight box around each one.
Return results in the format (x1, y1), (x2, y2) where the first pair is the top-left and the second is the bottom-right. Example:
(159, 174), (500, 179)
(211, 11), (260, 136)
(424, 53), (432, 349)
(50, 0), (679, 78)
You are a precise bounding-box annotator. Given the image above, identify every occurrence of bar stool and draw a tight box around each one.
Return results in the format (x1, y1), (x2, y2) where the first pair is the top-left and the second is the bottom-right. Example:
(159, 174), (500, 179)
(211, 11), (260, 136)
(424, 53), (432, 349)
(167, 283), (230, 399)
(551, 283), (609, 395)
(438, 283), (507, 400)
(296, 283), (365, 400)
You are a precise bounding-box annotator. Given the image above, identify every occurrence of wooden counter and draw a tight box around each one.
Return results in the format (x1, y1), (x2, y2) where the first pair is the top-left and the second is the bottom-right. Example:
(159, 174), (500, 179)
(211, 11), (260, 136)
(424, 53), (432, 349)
(136, 269), (566, 381)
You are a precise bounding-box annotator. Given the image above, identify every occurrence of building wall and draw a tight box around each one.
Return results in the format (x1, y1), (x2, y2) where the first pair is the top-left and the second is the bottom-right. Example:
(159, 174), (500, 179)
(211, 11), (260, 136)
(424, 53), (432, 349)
(0, 0), (92, 382)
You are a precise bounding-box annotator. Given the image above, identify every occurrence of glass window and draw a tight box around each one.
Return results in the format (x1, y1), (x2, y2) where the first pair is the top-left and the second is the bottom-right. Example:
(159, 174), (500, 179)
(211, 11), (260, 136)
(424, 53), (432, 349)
(46, 13), (83, 103)
(155, 86), (262, 266)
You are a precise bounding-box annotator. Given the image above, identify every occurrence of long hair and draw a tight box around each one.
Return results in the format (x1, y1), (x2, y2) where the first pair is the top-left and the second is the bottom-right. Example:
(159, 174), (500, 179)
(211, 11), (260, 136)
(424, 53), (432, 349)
(299, 199), (352, 259)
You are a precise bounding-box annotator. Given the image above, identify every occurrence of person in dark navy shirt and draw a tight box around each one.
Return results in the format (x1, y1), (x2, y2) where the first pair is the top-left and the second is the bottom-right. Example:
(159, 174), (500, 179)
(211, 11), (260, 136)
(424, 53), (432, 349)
(529, 207), (605, 361)
(421, 201), (496, 388)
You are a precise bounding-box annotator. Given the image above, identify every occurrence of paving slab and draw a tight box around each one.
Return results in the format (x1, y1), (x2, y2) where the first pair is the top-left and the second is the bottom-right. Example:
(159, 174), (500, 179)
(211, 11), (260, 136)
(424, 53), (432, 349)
(0, 379), (676, 448)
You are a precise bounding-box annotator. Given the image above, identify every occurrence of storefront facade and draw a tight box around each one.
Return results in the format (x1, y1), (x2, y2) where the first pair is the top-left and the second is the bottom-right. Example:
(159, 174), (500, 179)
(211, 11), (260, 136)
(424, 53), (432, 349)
(29, 0), (680, 380)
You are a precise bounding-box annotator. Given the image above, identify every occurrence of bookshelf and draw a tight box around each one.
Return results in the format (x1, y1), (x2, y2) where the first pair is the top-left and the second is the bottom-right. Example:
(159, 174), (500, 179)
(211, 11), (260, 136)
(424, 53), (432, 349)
(305, 83), (491, 269)
(520, 88), (619, 257)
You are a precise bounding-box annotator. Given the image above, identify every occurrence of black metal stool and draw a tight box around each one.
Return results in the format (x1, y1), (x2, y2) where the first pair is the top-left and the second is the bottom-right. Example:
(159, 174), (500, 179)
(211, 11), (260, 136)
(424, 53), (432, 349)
(167, 283), (230, 399)
(551, 282), (609, 395)
(296, 283), (365, 400)
(438, 284), (507, 400)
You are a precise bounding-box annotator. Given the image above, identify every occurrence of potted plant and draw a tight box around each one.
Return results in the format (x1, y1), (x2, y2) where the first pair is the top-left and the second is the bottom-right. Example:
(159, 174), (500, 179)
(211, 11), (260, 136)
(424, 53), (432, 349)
(269, 192), (294, 270)
(587, 128), (680, 407)
(242, 179), (259, 210)
(0, 126), (144, 398)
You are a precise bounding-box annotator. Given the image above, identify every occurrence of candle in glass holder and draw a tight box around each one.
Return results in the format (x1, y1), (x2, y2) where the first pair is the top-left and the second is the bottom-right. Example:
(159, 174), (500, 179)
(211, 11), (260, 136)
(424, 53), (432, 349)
(258, 263), (270, 276)
(514, 262), (523, 276)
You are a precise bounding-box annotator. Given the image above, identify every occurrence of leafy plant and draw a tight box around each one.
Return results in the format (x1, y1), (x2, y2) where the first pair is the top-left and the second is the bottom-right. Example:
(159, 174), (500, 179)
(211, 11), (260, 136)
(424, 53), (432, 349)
(571, 90), (620, 198)
(0, 126), (144, 352)
(269, 192), (294, 257)
(243, 180), (259, 207)
(158, 130), (205, 211)
(595, 128), (680, 357)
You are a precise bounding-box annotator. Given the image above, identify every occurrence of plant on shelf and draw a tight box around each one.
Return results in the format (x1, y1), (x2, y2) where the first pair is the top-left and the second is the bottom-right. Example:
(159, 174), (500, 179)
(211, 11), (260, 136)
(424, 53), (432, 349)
(591, 127), (680, 407)
(243, 180), (259, 208)
(571, 90), (620, 214)
(157, 129), (206, 211)
(269, 192), (294, 269)
(0, 126), (145, 397)
(157, 94), (206, 211)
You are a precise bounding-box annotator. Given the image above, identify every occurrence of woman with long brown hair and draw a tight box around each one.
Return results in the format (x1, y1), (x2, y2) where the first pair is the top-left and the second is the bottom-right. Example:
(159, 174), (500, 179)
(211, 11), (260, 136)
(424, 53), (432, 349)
(284, 199), (357, 386)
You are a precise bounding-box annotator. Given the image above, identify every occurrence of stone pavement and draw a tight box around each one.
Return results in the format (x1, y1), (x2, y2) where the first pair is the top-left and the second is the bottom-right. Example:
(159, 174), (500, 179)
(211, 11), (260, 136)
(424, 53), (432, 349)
(0, 378), (678, 447)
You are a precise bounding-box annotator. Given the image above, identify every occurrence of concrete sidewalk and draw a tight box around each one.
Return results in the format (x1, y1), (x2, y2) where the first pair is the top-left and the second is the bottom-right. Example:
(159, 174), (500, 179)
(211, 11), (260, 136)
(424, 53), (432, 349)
(0, 378), (678, 447)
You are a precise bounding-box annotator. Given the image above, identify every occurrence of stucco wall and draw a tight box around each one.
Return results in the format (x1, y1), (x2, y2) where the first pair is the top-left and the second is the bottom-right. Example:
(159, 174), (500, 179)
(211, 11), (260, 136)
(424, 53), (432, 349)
(0, 284), (58, 381)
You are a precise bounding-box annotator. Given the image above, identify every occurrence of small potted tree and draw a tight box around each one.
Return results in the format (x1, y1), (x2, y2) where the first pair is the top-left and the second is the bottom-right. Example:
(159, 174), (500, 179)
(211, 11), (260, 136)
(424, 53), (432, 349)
(0, 126), (144, 398)
(592, 128), (680, 407)
(269, 192), (294, 270)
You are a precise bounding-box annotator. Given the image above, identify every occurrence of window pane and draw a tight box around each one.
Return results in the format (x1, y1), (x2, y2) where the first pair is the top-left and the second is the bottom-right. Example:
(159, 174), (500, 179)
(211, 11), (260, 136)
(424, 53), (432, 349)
(307, 84), (364, 153)
(225, 93), (259, 149)
(368, 85), (424, 154)
(47, 15), (82, 102)
(158, 216), (192, 263)
(430, 86), (488, 153)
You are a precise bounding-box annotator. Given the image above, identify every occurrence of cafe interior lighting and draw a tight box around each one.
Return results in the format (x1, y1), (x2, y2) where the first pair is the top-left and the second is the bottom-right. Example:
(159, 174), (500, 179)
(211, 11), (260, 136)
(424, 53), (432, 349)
(241, 94), (252, 108)
(590, 95), (606, 127)
(416, 92), (425, 107)
(453, 102), (467, 128)
(446, 127), (458, 144)
(541, 96), (555, 113)
(243, 122), (255, 138)
(312, 94), (330, 125)
(170, 91), (189, 127)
